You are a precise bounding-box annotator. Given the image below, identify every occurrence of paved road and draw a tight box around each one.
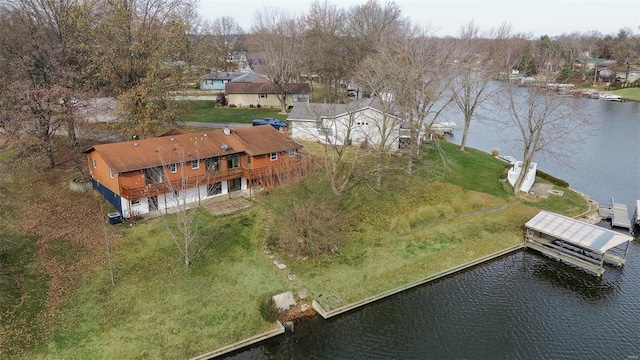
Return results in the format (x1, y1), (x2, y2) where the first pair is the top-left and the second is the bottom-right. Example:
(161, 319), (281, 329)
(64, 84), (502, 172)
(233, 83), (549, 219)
(180, 121), (251, 129)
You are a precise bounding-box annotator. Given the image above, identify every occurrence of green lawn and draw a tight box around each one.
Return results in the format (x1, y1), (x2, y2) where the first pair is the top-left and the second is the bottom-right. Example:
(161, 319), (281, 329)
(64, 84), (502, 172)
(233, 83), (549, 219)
(612, 87), (640, 102)
(27, 209), (290, 359)
(177, 101), (287, 123)
(262, 140), (589, 310)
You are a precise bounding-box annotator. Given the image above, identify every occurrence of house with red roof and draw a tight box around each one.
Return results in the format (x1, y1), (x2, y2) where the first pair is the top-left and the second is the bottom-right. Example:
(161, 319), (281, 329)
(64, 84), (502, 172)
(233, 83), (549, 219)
(85, 126), (304, 218)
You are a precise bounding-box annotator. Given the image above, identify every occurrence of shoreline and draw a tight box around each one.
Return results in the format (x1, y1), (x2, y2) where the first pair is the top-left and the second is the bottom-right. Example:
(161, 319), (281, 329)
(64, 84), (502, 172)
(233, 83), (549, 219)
(196, 243), (524, 359)
(197, 166), (606, 359)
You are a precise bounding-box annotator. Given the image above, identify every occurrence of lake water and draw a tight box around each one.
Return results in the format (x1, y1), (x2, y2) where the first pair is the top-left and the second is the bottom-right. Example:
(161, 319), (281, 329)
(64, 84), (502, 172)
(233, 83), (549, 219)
(223, 96), (640, 359)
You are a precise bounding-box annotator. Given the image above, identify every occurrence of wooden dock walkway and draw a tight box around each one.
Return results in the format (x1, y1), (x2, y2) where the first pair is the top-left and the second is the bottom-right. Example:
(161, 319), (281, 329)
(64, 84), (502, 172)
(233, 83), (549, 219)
(599, 200), (631, 231)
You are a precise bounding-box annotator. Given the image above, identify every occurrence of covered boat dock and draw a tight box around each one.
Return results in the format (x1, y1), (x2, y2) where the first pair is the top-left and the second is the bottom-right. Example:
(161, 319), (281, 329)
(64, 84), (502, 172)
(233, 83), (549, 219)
(525, 211), (634, 276)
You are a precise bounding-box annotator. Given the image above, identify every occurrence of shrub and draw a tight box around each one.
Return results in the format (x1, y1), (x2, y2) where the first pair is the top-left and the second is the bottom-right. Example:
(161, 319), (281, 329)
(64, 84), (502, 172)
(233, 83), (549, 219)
(229, 104), (237, 108)
(491, 148), (500, 157)
(258, 294), (279, 322)
(216, 92), (227, 107)
(273, 198), (352, 258)
(499, 165), (511, 180)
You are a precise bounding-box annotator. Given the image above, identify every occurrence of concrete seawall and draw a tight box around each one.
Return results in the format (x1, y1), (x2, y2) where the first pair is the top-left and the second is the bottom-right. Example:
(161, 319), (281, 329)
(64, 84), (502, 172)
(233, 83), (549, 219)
(195, 244), (524, 358)
(313, 244), (525, 319)
(190, 322), (285, 360)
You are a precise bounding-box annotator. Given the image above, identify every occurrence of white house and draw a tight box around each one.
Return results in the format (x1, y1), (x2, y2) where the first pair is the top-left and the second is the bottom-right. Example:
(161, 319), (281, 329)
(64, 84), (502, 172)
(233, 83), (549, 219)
(287, 97), (409, 150)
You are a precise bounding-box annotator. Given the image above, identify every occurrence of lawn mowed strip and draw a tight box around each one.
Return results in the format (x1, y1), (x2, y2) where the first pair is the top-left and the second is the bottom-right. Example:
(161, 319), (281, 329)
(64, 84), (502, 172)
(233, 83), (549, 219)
(176, 101), (287, 123)
(612, 87), (640, 101)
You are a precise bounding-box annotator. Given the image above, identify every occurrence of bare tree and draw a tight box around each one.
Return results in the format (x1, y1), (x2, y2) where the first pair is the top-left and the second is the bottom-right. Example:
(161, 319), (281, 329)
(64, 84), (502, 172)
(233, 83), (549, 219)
(250, 8), (302, 113)
(300, 102), (366, 195)
(499, 83), (590, 195)
(350, 73), (403, 188)
(451, 22), (497, 152)
(389, 26), (456, 172)
(344, 0), (406, 66)
(556, 32), (584, 72)
(155, 147), (208, 267)
(301, 0), (349, 102)
(611, 28), (639, 84)
(202, 16), (245, 71)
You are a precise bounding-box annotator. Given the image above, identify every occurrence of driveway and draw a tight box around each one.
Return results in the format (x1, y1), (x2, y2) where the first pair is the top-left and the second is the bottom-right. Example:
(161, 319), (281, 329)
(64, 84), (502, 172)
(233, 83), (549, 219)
(180, 121), (251, 129)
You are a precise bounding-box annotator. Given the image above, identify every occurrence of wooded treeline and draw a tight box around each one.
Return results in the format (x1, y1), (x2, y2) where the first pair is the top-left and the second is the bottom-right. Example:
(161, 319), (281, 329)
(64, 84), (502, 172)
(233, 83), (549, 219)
(0, 0), (637, 171)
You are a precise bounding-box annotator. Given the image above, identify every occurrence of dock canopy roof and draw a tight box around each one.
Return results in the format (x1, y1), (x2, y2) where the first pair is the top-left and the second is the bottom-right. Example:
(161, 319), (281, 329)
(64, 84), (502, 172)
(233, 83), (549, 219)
(525, 211), (633, 254)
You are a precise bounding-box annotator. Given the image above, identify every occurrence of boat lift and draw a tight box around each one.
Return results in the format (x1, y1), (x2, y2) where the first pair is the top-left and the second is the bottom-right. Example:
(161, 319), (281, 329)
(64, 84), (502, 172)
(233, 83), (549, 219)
(598, 197), (632, 232)
(525, 211), (634, 276)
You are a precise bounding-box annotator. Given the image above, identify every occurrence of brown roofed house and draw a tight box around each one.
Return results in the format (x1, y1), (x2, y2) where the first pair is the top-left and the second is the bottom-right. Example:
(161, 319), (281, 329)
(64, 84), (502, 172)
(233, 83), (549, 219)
(85, 126), (304, 218)
(226, 82), (311, 110)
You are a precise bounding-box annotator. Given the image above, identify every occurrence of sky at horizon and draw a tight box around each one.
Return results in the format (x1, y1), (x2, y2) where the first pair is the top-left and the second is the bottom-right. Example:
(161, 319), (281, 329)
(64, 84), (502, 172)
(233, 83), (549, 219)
(197, 0), (640, 37)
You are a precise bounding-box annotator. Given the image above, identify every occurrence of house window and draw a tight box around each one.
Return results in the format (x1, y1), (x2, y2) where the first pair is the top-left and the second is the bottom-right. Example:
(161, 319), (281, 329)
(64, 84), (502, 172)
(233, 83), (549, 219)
(321, 128), (333, 137)
(173, 191), (179, 199)
(292, 94), (308, 103)
(227, 154), (240, 169)
(131, 200), (141, 206)
(206, 157), (220, 172)
(229, 178), (242, 191)
(191, 159), (199, 169)
(270, 152), (278, 161)
(109, 168), (114, 179)
(170, 163), (177, 173)
(207, 182), (222, 196)
(288, 150), (296, 157)
(144, 167), (163, 184)
(259, 93), (267, 98)
(92, 158), (97, 169)
(246, 155), (252, 168)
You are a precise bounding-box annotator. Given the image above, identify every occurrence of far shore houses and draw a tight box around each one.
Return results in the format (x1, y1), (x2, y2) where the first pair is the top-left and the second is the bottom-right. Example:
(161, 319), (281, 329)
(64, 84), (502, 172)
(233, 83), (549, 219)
(85, 126), (305, 218)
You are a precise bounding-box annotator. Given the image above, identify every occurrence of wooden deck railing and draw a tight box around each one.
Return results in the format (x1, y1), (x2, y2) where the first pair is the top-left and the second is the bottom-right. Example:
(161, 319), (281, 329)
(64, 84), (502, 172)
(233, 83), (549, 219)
(120, 161), (309, 200)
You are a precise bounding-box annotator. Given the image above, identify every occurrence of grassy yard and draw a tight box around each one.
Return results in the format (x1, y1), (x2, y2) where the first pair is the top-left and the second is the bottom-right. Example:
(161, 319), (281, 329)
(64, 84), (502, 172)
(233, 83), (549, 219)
(2, 140), (590, 359)
(612, 87), (640, 101)
(264, 141), (589, 309)
(27, 209), (291, 359)
(176, 101), (287, 123)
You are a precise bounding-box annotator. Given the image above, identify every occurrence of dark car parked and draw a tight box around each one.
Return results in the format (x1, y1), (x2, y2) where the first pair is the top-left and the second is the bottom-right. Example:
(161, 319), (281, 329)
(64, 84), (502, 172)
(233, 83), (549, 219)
(251, 117), (288, 130)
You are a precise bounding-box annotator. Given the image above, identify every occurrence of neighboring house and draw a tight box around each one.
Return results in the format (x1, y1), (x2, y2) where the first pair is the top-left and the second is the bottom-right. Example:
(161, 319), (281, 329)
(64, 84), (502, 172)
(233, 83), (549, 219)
(200, 71), (245, 91)
(615, 68), (640, 83)
(287, 97), (409, 151)
(597, 67), (615, 82)
(85, 126), (303, 218)
(575, 58), (615, 70)
(229, 51), (249, 72)
(244, 52), (266, 72)
(229, 73), (269, 84)
(226, 82), (311, 110)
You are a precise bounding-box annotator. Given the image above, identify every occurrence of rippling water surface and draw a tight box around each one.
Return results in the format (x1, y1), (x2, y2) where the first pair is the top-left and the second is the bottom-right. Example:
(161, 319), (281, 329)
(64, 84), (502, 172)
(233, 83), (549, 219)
(224, 97), (640, 359)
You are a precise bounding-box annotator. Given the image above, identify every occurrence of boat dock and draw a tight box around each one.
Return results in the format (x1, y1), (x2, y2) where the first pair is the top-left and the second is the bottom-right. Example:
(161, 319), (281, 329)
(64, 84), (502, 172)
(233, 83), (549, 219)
(525, 211), (634, 276)
(633, 201), (640, 234)
(598, 198), (632, 231)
